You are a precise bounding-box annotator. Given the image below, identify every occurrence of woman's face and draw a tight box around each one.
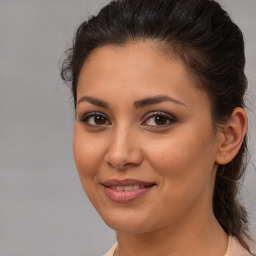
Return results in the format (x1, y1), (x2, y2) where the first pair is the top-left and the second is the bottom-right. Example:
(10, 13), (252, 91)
(74, 41), (220, 234)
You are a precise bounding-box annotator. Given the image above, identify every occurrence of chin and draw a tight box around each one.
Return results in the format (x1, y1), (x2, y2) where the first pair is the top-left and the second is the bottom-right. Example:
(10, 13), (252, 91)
(106, 220), (151, 234)
(98, 207), (159, 234)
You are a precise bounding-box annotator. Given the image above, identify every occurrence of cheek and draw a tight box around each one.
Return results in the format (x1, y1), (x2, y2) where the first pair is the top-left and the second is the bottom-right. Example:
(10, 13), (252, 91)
(73, 125), (104, 181)
(146, 125), (216, 198)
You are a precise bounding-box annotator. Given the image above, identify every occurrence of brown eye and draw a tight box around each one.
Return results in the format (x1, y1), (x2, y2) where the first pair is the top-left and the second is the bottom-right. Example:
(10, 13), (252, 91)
(80, 112), (111, 126)
(142, 112), (176, 127)
(154, 116), (167, 125)
(94, 115), (107, 125)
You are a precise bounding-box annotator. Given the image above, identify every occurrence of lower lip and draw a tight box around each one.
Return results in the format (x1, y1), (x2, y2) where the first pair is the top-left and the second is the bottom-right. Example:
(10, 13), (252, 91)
(104, 186), (154, 203)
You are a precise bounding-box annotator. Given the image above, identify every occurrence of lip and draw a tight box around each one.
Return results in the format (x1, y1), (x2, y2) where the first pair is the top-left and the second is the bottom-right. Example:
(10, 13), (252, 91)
(102, 179), (156, 203)
(102, 179), (155, 187)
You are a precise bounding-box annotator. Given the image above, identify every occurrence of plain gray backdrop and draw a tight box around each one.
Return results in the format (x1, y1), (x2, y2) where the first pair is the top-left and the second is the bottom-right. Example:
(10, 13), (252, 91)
(0, 0), (255, 255)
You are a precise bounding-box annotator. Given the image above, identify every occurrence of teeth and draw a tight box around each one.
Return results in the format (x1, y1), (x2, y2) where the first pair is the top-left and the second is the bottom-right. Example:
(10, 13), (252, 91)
(116, 186), (123, 191)
(123, 185), (133, 191)
(111, 185), (145, 191)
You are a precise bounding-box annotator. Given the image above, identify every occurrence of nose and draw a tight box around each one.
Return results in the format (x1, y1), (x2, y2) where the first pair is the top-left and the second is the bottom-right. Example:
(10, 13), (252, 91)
(104, 127), (143, 170)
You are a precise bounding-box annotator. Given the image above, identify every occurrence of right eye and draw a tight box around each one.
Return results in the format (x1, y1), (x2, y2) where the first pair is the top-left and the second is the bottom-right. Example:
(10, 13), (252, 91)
(80, 112), (111, 127)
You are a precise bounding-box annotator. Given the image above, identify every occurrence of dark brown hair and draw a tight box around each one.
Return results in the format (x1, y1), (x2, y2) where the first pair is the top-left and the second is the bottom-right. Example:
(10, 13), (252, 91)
(61, 0), (251, 251)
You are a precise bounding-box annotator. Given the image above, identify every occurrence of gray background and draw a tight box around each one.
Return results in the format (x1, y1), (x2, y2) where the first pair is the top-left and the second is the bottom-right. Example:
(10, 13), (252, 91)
(0, 0), (255, 255)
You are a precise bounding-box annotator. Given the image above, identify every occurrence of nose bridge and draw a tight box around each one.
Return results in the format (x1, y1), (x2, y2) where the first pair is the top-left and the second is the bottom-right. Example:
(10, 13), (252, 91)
(105, 123), (142, 169)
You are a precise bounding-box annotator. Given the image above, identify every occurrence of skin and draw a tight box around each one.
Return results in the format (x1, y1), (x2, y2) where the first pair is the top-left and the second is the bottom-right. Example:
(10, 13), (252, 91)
(73, 41), (247, 256)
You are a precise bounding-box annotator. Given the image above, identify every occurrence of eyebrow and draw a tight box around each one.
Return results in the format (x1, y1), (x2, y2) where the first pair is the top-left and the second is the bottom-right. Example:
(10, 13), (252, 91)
(134, 95), (187, 109)
(77, 96), (110, 108)
(77, 95), (187, 109)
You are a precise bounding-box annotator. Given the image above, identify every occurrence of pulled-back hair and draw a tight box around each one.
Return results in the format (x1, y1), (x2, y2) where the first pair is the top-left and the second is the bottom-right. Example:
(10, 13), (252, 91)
(61, 0), (251, 251)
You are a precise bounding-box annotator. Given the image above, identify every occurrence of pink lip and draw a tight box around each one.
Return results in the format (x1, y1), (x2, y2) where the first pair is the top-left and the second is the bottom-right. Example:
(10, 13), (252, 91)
(102, 179), (155, 187)
(102, 179), (156, 203)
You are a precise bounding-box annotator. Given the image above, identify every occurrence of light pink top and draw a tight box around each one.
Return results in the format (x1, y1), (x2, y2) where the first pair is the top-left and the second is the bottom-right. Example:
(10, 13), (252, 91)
(104, 236), (254, 256)
(229, 237), (254, 256)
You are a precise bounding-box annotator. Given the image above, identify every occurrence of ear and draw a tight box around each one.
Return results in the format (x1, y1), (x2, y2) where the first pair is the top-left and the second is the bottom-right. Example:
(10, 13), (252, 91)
(215, 107), (247, 165)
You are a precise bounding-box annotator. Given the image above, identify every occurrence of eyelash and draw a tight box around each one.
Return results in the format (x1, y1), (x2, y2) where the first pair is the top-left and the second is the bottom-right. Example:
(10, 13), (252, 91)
(79, 111), (176, 128)
(79, 112), (111, 127)
(142, 112), (176, 127)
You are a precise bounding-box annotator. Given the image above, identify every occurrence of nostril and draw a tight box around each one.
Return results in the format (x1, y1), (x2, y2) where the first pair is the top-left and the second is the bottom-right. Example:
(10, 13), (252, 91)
(106, 159), (131, 170)
(105, 146), (143, 170)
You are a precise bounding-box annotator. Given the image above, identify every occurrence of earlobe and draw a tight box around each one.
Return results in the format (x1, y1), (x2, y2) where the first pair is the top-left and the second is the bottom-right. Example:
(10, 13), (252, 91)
(215, 107), (247, 165)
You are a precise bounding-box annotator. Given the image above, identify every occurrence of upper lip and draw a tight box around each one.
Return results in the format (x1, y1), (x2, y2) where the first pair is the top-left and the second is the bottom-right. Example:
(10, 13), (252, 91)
(102, 179), (156, 187)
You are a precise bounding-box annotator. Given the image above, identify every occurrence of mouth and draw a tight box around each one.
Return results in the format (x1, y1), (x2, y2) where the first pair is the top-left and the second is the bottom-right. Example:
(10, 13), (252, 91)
(102, 179), (156, 203)
(107, 184), (151, 191)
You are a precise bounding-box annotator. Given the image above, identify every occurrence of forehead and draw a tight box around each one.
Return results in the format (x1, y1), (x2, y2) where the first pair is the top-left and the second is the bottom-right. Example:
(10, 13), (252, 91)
(77, 41), (210, 110)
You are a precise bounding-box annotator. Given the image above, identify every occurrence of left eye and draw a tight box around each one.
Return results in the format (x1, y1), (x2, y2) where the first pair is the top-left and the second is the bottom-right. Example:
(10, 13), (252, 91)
(142, 113), (176, 126)
(80, 113), (111, 126)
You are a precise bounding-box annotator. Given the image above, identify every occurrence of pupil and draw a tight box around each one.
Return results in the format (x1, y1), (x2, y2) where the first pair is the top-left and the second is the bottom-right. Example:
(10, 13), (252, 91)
(155, 116), (167, 125)
(95, 115), (106, 125)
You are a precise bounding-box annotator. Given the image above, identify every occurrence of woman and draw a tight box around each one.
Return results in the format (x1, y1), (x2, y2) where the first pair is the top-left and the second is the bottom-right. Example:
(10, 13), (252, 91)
(61, 0), (254, 255)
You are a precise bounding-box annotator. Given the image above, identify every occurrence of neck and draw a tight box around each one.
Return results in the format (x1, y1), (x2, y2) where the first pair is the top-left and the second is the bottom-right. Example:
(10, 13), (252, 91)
(115, 210), (228, 256)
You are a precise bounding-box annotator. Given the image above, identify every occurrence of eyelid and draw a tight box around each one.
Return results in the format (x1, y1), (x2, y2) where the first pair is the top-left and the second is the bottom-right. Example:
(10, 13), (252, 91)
(143, 111), (176, 120)
(142, 111), (177, 126)
(79, 111), (111, 125)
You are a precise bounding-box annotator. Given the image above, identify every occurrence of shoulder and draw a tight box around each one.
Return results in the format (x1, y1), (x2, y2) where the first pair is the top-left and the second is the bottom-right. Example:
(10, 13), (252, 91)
(103, 238), (255, 256)
(230, 236), (255, 256)
(104, 242), (118, 256)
